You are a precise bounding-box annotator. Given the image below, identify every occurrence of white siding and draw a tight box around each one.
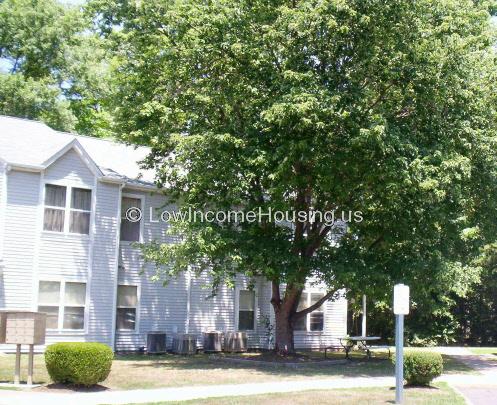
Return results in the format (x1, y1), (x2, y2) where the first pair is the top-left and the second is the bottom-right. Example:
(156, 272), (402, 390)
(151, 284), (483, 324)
(115, 189), (189, 351)
(44, 148), (94, 187)
(87, 181), (121, 346)
(1, 170), (39, 309)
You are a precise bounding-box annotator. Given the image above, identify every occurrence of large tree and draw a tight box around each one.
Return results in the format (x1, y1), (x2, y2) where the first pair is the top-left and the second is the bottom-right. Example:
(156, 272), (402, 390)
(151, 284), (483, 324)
(0, 0), (113, 136)
(95, 0), (497, 352)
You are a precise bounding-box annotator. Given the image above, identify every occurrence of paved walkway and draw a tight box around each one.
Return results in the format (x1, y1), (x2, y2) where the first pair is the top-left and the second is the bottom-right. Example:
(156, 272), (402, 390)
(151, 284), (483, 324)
(0, 376), (395, 405)
(435, 346), (497, 405)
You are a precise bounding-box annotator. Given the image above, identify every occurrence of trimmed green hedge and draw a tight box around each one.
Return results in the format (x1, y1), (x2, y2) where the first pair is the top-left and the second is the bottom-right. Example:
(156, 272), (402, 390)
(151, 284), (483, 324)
(45, 342), (113, 386)
(392, 350), (443, 386)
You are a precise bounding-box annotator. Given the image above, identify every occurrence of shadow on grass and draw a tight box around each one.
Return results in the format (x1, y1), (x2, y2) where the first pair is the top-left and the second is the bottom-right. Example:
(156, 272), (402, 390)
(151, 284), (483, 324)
(37, 383), (109, 392)
(114, 352), (394, 379)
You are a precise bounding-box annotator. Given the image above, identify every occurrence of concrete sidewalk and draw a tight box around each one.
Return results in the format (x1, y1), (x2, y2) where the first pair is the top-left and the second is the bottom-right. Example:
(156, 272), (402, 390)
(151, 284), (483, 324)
(435, 346), (497, 405)
(0, 376), (395, 405)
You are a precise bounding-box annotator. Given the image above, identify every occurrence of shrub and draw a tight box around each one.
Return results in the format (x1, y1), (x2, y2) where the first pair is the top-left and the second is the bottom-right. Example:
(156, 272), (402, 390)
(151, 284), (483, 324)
(392, 350), (443, 386)
(45, 342), (113, 386)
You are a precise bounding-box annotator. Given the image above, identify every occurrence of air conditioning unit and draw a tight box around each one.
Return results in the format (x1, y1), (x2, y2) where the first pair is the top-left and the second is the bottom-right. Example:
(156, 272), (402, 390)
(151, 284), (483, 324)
(224, 332), (248, 352)
(146, 331), (167, 354)
(203, 331), (223, 352)
(172, 333), (197, 355)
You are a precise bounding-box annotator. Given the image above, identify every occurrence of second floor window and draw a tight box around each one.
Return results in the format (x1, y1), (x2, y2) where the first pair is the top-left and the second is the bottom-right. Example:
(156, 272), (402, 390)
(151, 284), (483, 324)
(43, 184), (91, 234)
(120, 197), (142, 242)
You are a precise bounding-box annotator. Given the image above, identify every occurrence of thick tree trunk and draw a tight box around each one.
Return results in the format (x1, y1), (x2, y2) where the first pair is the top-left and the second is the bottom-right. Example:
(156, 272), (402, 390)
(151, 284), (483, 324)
(274, 308), (295, 354)
(271, 282), (302, 354)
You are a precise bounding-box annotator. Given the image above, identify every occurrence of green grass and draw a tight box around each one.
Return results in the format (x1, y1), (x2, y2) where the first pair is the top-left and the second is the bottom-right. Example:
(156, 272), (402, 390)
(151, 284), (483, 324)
(441, 354), (477, 374)
(0, 350), (474, 391)
(131, 382), (465, 405)
(468, 347), (497, 356)
(0, 351), (393, 390)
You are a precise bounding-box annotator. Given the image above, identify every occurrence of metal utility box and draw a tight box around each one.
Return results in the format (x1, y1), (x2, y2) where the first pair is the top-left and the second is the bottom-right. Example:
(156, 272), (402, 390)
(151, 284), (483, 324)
(203, 331), (223, 352)
(171, 333), (197, 355)
(0, 311), (7, 344)
(5, 311), (46, 345)
(224, 332), (248, 352)
(146, 331), (167, 354)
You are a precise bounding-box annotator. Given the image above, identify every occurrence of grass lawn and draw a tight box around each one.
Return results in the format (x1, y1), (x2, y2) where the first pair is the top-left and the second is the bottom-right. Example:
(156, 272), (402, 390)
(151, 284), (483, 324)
(0, 350), (474, 390)
(135, 382), (465, 405)
(468, 347), (497, 356)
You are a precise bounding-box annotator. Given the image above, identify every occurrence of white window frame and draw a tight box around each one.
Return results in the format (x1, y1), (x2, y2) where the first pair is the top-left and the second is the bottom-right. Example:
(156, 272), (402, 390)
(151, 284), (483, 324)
(294, 291), (326, 333)
(42, 181), (93, 236)
(119, 193), (145, 244)
(115, 283), (140, 333)
(235, 287), (258, 332)
(37, 279), (88, 332)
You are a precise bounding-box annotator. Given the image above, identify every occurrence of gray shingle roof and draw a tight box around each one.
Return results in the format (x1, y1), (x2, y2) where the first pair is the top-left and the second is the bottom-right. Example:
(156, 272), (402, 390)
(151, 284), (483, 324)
(0, 115), (156, 187)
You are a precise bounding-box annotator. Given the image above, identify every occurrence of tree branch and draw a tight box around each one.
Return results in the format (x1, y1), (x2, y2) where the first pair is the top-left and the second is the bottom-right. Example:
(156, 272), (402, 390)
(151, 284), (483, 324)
(293, 289), (337, 318)
(270, 279), (281, 309)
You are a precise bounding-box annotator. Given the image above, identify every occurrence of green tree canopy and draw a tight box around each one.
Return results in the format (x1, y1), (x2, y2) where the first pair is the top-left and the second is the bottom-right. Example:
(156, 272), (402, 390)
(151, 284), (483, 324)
(0, 0), (113, 135)
(94, 0), (497, 351)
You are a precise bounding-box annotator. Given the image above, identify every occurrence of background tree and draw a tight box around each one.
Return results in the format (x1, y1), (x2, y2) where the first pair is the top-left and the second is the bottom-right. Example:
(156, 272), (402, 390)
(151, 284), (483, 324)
(93, 0), (497, 352)
(0, 0), (113, 136)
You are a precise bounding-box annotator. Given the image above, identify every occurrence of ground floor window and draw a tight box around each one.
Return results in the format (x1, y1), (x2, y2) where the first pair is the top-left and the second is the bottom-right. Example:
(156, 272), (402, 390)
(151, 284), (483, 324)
(38, 280), (86, 330)
(116, 285), (138, 330)
(238, 289), (255, 331)
(293, 292), (325, 332)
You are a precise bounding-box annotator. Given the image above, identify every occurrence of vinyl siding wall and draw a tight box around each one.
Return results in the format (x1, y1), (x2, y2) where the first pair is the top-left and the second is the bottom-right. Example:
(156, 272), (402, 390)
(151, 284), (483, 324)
(0, 150), (348, 352)
(114, 189), (347, 351)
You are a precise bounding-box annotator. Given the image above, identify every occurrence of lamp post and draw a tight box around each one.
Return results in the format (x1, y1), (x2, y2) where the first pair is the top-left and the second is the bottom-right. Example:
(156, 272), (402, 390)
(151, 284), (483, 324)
(394, 284), (409, 404)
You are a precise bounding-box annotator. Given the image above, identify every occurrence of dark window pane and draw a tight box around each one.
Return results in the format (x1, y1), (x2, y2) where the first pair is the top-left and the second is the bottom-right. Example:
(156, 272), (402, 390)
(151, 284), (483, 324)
(292, 315), (307, 331)
(45, 184), (66, 207)
(43, 208), (64, 232)
(38, 306), (59, 329)
(238, 310), (254, 330)
(69, 211), (90, 234)
(120, 219), (140, 241)
(71, 188), (91, 210)
(310, 312), (324, 331)
(116, 308), (136, 330)
(63, 306), (85, 329)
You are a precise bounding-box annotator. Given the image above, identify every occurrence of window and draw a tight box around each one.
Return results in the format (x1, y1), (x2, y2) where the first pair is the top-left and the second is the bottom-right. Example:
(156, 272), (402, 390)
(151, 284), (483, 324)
(43, 185), (66, 232)
(37, 280), (86, 330)
(43, 184), (92, 234)
(116, 285), (138, 330)
(309, 293), (325, 331)
(69, 188), (91, 234)
(292, 292), (325, 332)
(238, 290), (255, 331)
(120, 197), (142, 242)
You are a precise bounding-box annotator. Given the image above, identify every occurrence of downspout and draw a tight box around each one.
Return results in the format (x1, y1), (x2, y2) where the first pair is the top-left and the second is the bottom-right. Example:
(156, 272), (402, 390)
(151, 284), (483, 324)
(185, 267), (192, 333)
